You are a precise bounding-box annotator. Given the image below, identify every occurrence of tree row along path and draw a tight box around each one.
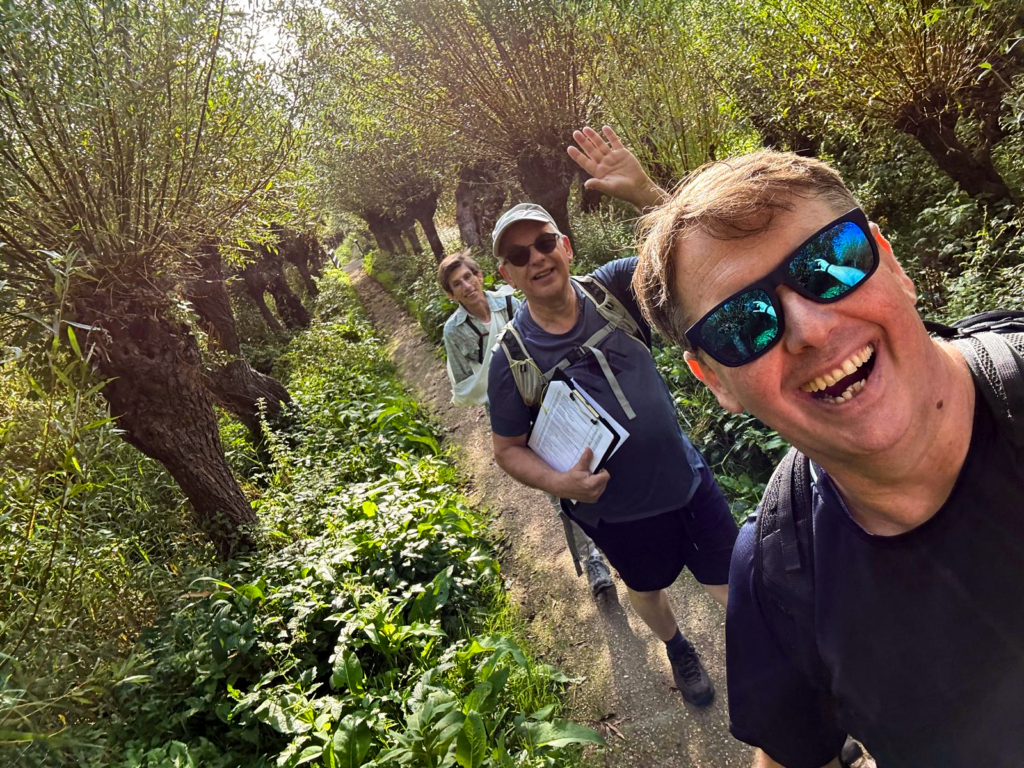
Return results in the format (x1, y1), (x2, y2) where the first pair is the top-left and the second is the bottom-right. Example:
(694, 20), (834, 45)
(347, 264), (752, 768)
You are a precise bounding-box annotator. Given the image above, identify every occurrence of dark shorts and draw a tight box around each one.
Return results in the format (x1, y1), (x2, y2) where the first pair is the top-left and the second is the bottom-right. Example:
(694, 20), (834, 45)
(570, 461), (739, 592)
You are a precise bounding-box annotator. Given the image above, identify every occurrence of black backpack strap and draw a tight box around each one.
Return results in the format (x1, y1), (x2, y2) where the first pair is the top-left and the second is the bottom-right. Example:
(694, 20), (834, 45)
(464, 317), (487, 365)
(755, 448), (829, 691)
(925, 310), (1024, 445)
(505, 295), (513, 319)
(952, 332), (1024, 445)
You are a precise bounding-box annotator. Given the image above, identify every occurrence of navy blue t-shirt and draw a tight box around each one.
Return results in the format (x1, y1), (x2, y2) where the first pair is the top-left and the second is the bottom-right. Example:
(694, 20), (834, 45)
(488, 257), (703, 524)
(726, 392), (1024, 768)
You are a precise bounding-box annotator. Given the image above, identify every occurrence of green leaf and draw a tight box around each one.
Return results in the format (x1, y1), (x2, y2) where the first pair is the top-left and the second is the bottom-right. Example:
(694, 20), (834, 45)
(331, 715), (371, 767)
(405, 433), (440, 454)
(529, 704), (556, 722)
(491, 733), (516, 768)
(455, 711), (486, 768)
(66, 326), (82, 358)
(81, 416), (116, 431)
(463, 682), (492, 714)
(526, 718), (604, 749)
(237, 583), (264, 601)
(331, 650), (364, 694)
(255, 696), (312, 735)
(294, 745), (324, 766)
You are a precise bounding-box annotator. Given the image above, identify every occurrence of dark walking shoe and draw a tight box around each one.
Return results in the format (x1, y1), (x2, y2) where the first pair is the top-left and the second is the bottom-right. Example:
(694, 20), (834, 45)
(668, 638), (714, 706)
(585, 555), (614, 597)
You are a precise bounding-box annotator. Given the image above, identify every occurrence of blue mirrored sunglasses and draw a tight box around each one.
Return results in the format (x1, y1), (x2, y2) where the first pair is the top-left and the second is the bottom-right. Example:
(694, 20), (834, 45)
(684, 208), (879, 367)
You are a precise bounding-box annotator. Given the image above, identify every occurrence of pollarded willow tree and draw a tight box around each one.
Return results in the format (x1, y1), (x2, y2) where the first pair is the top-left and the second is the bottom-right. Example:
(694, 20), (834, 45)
(288, 8), (457, 261)
(0, 0), (300, 557)
(585, 0), (736, 185)
(722, 0), (1023, 205)
(331, 0), (597, 241)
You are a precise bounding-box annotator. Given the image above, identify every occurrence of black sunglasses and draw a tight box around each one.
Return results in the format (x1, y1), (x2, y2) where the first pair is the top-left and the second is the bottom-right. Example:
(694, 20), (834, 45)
(502, 231), (559, 267)
(685, 208), (879, 367)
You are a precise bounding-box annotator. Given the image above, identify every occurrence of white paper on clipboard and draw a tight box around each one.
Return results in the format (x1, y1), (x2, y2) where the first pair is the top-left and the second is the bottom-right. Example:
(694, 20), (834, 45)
(527, 380), (616, 472)
(570, 378), (629, 460)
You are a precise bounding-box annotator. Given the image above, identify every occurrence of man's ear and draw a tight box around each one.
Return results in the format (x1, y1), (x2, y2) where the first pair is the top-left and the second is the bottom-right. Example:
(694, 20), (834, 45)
(871, 222), (916, 306)
(562, 234), (573, 261)
(498, 263), (516, 288)
(684, 350), (745, 414)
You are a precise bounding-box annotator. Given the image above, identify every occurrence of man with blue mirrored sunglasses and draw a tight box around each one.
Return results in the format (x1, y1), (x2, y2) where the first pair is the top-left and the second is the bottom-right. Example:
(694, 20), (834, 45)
(576, 135), (1024, 768)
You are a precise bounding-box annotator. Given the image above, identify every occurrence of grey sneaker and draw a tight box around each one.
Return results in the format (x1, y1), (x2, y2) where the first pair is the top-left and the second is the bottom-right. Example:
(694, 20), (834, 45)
(585, 555), (614, 597)
(668, 638), (714, 706)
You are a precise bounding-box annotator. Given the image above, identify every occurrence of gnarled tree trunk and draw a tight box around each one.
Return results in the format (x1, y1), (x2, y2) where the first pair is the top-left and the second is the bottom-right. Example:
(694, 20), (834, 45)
(515, 145), (576, 244)
(305, 234), (325, 277)
(402, 221), (424, 255)
(455, 161), (507, 248)
(185, 243), (291, 441)
(78, 288), (258, 559)
(258, 245), (310, 329)
(364, 210), (398, 254)
(894, 91), (1015, 205)
(405, 190), (444, 261)
(279, 231), (319, 298)
(240, 258), (284, 334)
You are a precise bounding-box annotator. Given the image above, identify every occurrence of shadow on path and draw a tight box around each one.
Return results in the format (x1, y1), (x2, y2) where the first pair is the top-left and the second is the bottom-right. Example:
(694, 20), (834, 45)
(347, 266), (752, 768)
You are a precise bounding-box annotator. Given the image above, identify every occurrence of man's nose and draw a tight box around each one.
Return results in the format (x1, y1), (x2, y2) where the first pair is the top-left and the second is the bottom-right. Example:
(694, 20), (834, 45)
(527, 242), (550, 265)
(777, 287), (838, 354)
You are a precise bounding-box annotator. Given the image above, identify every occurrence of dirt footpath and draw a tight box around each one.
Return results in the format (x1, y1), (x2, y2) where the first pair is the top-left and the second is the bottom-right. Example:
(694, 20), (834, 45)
(348, 266), (753, 768)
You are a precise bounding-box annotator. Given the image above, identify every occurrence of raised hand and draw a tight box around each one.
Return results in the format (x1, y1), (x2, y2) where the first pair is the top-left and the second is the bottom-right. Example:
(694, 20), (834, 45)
(567, 125), (666, 211)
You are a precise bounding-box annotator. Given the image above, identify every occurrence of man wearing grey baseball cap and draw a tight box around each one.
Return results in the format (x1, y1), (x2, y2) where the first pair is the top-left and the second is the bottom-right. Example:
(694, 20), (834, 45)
(486, 128), (738, 707)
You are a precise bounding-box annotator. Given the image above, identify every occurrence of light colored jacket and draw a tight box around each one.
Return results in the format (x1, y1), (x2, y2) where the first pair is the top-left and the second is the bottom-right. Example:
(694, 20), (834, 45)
(443, 285), (520, 406)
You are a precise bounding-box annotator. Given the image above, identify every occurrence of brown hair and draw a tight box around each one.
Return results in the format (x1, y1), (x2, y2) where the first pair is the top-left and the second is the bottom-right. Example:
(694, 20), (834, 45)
(437, 249), (483, 295)
(633, 150), (858, 350)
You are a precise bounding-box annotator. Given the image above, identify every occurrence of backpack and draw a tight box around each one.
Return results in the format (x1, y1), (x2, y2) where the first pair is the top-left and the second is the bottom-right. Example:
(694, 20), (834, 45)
(463, 294), (514, 364)
(496, 274), (648, 420)
(753, 311), (1024, 695)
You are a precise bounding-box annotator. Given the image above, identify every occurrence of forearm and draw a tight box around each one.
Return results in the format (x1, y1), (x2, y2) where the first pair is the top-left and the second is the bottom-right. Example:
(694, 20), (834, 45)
(493, 442), (569, 498)
(753, 751), (841, 768)
(628, 179), (669, 212)
(443, 337), (473, 386)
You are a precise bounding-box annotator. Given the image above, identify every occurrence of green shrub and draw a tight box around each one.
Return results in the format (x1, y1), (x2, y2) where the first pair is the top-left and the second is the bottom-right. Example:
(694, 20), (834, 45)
(568, 208), (637, 275)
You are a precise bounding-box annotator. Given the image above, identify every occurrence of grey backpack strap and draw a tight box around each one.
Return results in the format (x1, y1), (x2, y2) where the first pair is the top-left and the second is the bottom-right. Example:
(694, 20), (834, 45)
(535, 275), (646, 421)
(544, 322), (637, 420)
(574, 274), (646, 349)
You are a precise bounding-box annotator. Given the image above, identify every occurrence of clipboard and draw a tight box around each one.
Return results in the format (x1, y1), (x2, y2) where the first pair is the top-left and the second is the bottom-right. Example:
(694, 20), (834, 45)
(527, 378), (620, 474)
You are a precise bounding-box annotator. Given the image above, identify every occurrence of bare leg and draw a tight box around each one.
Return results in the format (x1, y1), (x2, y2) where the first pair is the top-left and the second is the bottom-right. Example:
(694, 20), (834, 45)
(625, 587), (679, 641)
(702, 582), (728, 608)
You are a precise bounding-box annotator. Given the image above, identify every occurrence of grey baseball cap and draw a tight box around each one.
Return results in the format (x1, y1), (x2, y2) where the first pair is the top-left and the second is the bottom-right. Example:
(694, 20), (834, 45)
(491, 203), (561, 260)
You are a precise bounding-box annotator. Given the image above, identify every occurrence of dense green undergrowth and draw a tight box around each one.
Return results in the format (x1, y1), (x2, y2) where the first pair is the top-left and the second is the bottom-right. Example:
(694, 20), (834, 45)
(2, 271), (599, 767)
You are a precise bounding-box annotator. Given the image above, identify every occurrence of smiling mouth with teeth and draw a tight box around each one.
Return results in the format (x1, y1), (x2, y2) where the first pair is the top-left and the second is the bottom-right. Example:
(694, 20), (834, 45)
(801, 343), (876, 404)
